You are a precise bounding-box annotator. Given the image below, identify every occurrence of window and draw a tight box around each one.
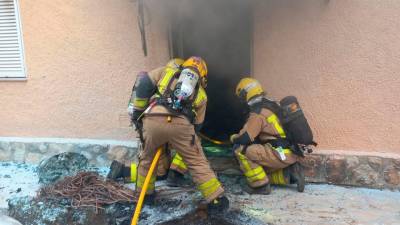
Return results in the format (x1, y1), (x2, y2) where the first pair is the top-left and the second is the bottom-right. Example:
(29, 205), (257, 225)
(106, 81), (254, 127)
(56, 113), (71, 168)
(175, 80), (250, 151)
(0, 0), (25, 79)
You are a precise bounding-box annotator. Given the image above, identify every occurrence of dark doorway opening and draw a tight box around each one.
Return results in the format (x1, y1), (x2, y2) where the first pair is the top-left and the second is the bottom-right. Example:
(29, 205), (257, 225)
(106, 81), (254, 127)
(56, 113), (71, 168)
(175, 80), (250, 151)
(169, 0), (252, 141)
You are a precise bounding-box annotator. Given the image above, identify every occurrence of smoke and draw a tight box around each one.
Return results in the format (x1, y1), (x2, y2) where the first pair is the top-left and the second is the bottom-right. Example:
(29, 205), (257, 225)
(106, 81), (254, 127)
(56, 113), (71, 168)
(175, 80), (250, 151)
(152, 0), (253, 140)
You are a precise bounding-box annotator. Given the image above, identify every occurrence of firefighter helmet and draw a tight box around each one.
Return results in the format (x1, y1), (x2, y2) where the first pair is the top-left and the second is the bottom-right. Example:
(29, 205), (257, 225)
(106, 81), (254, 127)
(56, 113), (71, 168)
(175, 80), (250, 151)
(235, 77), (264, 102)
(182, 56), (208, 78)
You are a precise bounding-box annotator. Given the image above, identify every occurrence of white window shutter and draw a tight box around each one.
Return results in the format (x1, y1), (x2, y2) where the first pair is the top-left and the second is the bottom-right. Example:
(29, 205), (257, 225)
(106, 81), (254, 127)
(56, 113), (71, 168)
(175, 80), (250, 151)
(0, 0), (25, 78)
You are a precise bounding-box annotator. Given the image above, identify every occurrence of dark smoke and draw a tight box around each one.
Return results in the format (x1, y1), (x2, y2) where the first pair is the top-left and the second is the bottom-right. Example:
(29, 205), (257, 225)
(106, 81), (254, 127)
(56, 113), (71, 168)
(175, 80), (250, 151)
(166, 0), (253, 140)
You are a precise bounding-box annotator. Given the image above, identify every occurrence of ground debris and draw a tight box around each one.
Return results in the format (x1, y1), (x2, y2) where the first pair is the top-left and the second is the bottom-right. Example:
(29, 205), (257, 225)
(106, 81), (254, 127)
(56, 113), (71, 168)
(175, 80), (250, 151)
(39, 171), (136, 212)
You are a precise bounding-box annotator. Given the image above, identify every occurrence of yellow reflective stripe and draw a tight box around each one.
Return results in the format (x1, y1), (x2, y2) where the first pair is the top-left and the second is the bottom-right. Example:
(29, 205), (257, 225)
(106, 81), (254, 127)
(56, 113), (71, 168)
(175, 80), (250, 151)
(194, 86), (207, 107)
(245, 166), (267, 183)
(130, 163), (137, 183)
(198, 178), (221, 198)
(157, 68), (177, 95)
(267, 114), (286, 138)
(237, 152), (267, 183)
(269, 169), (287, 185)
(273, 147), (292, 155)
(137, 174), (156, 191)
(237, 152), (252, 172)
(133, 98), (149, 109)
(171, 153), (187, 170)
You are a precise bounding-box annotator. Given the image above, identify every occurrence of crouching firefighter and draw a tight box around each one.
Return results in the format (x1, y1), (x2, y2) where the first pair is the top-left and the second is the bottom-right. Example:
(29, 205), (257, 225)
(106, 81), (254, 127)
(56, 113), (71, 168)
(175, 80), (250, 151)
(231, 77), (315, 194)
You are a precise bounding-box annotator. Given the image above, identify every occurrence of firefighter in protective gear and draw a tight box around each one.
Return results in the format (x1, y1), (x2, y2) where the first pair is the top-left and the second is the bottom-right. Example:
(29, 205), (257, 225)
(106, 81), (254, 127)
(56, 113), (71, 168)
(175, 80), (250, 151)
(137, 56), (229, 212)
(231, 77), (305, 194)
(108, 58), (186, 182)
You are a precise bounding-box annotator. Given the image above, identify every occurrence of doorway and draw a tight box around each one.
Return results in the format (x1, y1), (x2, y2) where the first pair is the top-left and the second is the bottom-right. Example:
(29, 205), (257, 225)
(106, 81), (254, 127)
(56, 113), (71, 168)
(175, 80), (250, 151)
(169, 0), (252, 141)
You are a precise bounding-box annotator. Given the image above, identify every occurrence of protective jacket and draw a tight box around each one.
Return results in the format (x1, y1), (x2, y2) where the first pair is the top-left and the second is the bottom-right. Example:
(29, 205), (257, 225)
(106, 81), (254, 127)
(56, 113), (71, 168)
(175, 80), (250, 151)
(232, 98), (298, 188)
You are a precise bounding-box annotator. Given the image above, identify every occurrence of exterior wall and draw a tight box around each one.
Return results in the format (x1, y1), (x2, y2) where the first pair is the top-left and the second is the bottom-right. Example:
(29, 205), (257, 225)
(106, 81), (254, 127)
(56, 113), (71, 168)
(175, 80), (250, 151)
(253, 0), (400, 154)
(0, 0), (169, 140)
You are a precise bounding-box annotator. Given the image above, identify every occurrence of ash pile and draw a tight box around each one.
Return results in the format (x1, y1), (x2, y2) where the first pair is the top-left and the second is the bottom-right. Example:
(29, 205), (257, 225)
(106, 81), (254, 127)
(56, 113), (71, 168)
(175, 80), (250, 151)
(7, 152), (266, 225)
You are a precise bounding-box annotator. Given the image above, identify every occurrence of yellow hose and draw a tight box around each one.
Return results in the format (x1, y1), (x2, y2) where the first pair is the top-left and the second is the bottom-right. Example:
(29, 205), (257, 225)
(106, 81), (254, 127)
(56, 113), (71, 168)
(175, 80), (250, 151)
(198, 132), (231, 146)
(131, 147), (163, 225)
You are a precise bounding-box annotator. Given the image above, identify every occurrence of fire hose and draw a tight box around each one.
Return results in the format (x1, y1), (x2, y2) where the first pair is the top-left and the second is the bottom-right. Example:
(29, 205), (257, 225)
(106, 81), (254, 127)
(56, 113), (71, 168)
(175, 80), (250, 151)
(131, 147), (162, 225)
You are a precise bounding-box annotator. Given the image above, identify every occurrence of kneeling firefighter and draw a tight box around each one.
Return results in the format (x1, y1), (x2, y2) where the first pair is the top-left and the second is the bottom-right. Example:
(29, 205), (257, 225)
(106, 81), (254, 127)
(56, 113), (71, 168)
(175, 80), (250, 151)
(107, 58), (202, 187)
(231, 77), (315, 194)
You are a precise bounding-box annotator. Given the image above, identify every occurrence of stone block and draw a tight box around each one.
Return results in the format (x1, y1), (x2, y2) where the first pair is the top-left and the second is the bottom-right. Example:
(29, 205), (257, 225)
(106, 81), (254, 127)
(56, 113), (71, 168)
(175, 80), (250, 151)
(107, 146), (129, 161)
(351, 164), (380, 187)
(12, 144), (26, 163)
(325, 155), (346, 184)
(345, 156), (360, 170)
(367, 156), (383, 171)
(25, 152), (44, 164)
(384, 167), (400, 186)
(299, 154), (325, 182)
(47, 143), (73, 156)
(0, 142), (12, 161)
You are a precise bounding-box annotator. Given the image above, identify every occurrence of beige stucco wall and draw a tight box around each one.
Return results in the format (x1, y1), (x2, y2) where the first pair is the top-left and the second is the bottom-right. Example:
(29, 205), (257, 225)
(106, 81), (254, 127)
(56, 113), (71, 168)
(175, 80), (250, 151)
(253, 0), (400, 154)
(0, 0), (169, 140)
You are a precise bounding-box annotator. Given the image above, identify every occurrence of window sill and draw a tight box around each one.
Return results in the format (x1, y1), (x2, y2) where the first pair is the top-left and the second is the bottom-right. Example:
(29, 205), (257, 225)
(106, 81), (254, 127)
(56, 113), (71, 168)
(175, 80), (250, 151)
(0, 77), (27, 82)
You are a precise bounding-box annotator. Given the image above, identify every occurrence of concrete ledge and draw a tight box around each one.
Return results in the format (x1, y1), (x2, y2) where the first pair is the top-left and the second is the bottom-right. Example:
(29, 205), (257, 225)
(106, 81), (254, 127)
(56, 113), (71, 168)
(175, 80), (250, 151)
(1, 137), (399, 189)
(0, 137), (138, 166)
(210, 151), (400, 190)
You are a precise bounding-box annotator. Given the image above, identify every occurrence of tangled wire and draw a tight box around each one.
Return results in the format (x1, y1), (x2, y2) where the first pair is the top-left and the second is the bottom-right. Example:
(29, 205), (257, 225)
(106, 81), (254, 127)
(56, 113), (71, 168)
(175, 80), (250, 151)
(39, 172), (136, 212)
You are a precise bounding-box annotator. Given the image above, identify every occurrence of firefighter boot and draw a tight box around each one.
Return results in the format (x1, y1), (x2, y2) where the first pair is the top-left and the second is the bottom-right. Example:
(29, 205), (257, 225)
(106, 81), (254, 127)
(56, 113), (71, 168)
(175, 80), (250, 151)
(166, 170), (187, 187)
(285, 162), (305, 192)
(243, 183), (271, 195)
(107, 160), (131, 181)
(207, 195), (229, 215)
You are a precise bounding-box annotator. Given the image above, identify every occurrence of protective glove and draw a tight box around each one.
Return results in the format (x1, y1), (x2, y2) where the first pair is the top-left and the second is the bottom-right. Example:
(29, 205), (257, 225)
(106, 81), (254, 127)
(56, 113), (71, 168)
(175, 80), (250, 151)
(230, 134), (239, 144)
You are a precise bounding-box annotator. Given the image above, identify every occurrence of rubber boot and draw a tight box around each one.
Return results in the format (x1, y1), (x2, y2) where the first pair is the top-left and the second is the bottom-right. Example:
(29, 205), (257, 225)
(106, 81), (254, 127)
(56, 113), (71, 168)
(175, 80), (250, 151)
(143, 193), (156, 206)
(207, 195), (229, 215)
(166, 170), (187, 187)
(107, 160), (130, 181)
(285, 162), (305, 192)
(243, 183), (271, 195)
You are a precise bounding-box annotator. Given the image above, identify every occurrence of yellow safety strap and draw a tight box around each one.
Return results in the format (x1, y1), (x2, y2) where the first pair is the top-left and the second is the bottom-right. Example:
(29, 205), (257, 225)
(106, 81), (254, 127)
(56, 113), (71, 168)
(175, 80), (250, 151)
(130, 163), (137, 183)
(193, 86), (207, 107)
(137, 174), (156, 193)
(269, 169), (287, 185)
(171, 153), (187, 170)
(198, 178), (221, 198)
(266, 114), (286, 138)
(133, 98), (149, 109)
(157, 68), (177, 96)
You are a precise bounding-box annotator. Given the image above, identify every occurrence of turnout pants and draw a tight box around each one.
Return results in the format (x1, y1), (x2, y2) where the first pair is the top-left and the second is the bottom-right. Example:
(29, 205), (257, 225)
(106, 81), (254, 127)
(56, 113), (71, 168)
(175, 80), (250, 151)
(137, 116), (224, 203)
(234, 144), (298, 188)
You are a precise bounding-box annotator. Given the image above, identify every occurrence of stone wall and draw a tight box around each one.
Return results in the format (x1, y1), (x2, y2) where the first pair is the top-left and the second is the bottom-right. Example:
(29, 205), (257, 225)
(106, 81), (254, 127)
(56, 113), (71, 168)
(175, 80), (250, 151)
(1, 138), (399, 190)
(0, 138), (138, 167)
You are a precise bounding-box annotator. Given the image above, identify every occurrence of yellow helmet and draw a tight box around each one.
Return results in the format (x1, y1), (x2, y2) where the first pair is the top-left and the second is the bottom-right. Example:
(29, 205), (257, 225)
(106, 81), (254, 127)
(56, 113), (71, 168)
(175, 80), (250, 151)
(235, 77), (265, 102)
(166, 58), (184, 69)
(182, 56), (208, 78)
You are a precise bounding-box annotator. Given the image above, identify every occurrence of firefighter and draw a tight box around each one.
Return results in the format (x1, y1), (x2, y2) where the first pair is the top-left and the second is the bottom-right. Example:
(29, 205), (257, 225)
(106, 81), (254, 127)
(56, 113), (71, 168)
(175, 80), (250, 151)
(111, 57), (229, 213)
(107, 58), (186, 183)
(231, 77), (305, 195)
(107, 58), (194, 187)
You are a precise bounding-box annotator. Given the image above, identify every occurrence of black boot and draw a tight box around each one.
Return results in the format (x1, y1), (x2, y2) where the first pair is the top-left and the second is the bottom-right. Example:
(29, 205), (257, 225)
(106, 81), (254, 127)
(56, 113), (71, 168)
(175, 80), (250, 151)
(207, 195), (229, 215)
(286, 162), (305, 192)
(166, 170), (187, 187)
(243, 183), (271, 195)
(143, 193), (156, 206)
(107, 160), (130, 181)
